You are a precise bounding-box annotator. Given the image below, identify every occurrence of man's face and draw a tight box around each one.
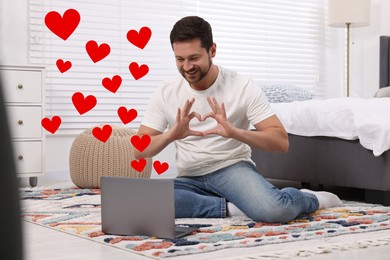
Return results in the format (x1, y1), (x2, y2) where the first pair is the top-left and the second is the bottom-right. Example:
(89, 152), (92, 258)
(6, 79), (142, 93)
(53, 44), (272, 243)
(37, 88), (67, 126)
(172, 38), (215, 86)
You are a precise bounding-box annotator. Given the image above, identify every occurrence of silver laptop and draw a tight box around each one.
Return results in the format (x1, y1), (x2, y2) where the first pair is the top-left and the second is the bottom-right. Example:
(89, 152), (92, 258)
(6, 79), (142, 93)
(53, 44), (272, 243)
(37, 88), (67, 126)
(100, 176), (198, 239)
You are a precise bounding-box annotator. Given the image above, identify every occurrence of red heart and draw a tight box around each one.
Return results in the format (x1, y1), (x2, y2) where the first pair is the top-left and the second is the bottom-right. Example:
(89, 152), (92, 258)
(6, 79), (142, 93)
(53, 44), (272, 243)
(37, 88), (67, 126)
(153, 160), (169, 175)
(129, 62), (149, 80)
(56, 59), (72, 73)
(127, 26), (152, 49)
(130, 134), (151, 152)
(117, 106), (137, 125)
(85, 40), (111, 63)
(72, 92), (97, 115)
(102, 75), (122, 93)
(41, 116), (62, 134)
(44, 9), (80, 41)
(92, 125), (112, 143)
(131, 158), (147, 172)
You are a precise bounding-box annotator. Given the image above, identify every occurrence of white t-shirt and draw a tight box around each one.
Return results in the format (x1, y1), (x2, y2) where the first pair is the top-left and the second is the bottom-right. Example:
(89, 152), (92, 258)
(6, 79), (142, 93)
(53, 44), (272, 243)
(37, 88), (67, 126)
(142, 66), (274, 177)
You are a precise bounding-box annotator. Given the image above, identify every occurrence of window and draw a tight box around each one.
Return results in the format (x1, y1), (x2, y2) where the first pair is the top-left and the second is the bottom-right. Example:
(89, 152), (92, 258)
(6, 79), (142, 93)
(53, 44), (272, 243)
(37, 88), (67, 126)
(29, 0), (325, 135)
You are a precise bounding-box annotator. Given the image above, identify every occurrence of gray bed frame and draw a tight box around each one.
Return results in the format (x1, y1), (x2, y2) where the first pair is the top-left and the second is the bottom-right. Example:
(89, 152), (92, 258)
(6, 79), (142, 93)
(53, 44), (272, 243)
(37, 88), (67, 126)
(253, 36), (390, 205)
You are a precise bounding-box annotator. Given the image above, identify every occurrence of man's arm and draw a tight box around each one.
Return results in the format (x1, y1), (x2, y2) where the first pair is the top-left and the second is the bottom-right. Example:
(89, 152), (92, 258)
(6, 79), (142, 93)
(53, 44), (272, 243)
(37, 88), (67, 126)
(233, 115), (289, 153)
(134, 125), (172, 159)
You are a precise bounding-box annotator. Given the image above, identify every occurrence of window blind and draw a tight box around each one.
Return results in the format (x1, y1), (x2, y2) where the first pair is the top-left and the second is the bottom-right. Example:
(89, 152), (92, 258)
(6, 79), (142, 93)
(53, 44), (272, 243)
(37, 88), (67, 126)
(29, 0), (325, 136)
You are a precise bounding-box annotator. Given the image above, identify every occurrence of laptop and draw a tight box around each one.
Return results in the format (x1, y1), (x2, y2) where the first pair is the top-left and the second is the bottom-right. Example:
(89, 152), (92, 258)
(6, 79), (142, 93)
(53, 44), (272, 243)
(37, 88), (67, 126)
(100, 176), (198, 239)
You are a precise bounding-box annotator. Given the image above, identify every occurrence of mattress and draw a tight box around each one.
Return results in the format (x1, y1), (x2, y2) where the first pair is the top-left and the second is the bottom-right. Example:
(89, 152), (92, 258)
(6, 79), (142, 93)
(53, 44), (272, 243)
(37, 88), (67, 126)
(270, 97), (390, 156)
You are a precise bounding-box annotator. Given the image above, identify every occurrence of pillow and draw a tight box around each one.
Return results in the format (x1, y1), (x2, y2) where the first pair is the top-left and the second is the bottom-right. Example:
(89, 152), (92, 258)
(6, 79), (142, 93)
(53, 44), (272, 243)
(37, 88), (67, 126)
(374, 86), (390, 98)
(261, 84), (314, 103)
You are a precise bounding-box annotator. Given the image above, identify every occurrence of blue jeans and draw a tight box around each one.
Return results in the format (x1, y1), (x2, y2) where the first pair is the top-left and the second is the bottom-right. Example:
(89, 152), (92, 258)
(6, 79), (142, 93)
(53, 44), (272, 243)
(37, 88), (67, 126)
(174, 161), (319, 223)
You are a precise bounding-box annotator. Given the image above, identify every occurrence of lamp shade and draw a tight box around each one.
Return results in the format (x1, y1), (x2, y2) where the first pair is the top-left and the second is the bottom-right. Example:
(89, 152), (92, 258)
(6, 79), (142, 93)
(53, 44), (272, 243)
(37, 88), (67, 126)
(328, 0), (370, 27)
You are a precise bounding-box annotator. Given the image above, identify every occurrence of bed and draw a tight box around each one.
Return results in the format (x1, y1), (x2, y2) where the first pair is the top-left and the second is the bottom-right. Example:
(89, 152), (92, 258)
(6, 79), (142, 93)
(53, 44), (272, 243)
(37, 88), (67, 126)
(253, 36), (390, 206)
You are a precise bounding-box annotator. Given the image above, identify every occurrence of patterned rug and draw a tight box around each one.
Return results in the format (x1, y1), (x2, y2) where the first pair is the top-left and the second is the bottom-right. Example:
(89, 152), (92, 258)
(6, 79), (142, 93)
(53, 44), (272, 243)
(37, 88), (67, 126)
(20, 187), (390, 259)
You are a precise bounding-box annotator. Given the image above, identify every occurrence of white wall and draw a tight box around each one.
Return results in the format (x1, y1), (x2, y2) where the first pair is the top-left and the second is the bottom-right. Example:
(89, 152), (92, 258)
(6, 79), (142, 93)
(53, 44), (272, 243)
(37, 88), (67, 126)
(0, 0), (28, 64)
(1, 0), (389, 182)
(349, 0), (390, 97)
(308, 0), (390, 99)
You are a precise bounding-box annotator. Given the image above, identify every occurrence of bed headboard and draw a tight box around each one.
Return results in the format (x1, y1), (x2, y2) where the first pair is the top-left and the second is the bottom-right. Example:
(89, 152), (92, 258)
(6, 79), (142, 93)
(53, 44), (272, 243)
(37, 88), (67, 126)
(380, 36), (390, 88)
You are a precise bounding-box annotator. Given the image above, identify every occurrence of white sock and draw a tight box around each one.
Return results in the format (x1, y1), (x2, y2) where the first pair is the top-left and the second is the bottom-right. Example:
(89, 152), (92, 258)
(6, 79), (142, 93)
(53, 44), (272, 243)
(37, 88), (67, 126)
(301, 189), (343, 209)
(227, 202), (247, 217)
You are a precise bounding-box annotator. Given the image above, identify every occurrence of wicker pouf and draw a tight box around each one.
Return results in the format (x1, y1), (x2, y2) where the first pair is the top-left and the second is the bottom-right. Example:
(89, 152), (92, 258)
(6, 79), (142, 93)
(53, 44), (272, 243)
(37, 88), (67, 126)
(69, 125), (152, 188)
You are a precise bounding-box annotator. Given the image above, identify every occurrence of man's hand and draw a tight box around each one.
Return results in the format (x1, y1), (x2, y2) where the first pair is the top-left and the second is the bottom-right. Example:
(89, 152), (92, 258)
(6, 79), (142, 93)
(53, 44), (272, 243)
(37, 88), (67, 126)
(202, 97), (238, 138)
(167, 98), (204, 141)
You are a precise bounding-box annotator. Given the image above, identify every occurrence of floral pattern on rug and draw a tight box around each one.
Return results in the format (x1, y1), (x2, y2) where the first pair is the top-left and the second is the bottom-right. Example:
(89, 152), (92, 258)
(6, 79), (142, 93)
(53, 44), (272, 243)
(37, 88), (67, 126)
(20, 188), (390, 258)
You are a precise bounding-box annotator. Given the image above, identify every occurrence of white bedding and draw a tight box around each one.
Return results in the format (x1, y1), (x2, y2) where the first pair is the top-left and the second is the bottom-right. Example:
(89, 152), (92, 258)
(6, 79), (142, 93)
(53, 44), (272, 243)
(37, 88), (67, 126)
(270, 97), (390, 156)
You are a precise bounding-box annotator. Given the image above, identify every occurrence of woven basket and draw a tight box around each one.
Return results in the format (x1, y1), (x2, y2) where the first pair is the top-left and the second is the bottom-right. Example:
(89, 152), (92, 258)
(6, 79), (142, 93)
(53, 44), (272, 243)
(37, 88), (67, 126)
(69, 125), (152, 188)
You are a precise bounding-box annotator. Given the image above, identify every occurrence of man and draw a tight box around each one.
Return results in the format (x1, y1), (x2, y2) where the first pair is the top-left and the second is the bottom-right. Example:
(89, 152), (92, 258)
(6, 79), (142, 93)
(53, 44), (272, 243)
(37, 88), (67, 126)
(135, 16), (342, 222)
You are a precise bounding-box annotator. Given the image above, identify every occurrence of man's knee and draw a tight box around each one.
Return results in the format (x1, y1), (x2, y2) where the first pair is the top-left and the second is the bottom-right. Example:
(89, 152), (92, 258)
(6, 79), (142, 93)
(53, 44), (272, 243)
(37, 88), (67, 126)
(246, 204), (297, 223)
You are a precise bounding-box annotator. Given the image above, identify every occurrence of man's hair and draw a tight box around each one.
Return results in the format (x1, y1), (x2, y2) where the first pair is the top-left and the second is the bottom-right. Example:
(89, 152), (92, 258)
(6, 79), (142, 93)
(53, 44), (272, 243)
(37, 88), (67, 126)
(170, 16), (213, 51)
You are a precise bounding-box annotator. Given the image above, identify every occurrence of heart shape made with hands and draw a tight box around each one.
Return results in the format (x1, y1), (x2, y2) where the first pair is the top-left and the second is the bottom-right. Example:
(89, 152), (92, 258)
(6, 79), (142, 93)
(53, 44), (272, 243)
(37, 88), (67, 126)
(85, 40), (111, 63)
(41, 116), (62, 134)
(102, 75), (122, 93)
(72, 92), (97, 115)
(127, 26), (152, 50)
(131, 158), (147, 172)
(92, 125), (112, 143)
(181, 111), (221, 136)
(56, 59), (72, 73)
(44, 9), (80, 41)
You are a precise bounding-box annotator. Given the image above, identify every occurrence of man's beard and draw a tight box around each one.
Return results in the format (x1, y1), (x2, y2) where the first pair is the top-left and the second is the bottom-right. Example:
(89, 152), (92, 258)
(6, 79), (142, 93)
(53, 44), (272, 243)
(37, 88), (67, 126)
(180, 58), (212, 86)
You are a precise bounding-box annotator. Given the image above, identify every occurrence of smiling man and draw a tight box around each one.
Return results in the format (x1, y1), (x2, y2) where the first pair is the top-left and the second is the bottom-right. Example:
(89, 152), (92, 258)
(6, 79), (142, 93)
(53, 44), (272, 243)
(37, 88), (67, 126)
(135, 16), (342, 222)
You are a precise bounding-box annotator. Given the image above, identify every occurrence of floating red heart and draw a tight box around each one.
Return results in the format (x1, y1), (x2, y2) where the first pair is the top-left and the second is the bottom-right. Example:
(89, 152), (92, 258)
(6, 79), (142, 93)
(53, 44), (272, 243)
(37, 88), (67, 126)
(92, 125), (112, 143)
(85, 40), (111, 63)
(130, 134), (151, 152)
(117, 106), (137, 125)
(131, 158), (147, 172)
(102, 75), (122, 93)
(72, 92), (97, 115)
(56, 59), (72, 73)
(41, 116), (62, 134)
(153, 160), (169, 175)
(44, 9), (80, 41)
(129, 62), (149, 80)
(127, 26), (152, 49)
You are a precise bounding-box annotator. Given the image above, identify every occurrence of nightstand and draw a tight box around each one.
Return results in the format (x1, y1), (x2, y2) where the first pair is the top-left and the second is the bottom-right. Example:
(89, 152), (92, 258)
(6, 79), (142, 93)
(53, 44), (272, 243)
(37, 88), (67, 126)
(0, 65), (45, 187)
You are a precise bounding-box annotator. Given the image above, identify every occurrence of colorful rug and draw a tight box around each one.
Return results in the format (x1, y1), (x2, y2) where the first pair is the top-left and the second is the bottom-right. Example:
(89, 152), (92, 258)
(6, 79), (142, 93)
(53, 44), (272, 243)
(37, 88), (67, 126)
(20, 187), (390, 259)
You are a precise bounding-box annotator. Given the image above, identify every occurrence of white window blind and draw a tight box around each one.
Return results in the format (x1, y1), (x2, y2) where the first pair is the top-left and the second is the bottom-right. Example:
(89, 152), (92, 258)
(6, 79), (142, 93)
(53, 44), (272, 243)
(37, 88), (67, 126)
(29, 0), (325, 136)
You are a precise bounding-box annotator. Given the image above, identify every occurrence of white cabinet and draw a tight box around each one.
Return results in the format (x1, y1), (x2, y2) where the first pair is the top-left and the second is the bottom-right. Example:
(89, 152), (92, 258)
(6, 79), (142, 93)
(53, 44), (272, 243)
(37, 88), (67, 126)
(1, 65), (45, 187)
